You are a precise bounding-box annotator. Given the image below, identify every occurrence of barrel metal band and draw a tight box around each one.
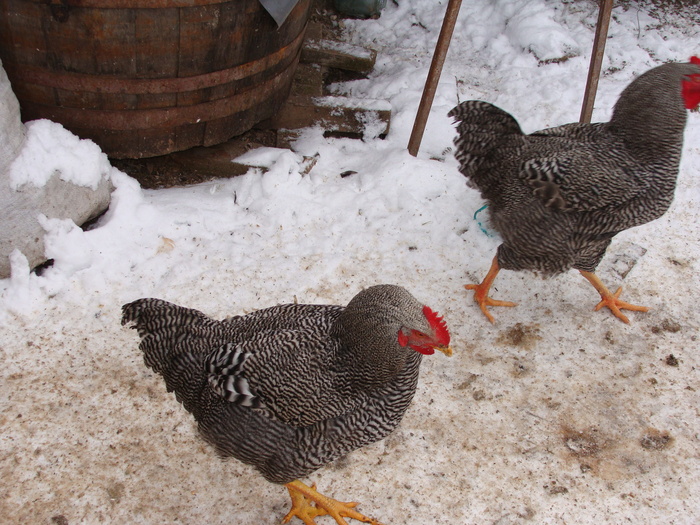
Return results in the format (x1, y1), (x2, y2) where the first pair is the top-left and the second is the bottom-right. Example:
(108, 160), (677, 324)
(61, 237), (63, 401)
(5, 29), (305, 95)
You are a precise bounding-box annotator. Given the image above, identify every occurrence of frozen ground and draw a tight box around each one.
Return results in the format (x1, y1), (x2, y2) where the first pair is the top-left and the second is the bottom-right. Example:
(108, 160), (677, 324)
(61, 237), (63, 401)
(1, 0), (699, 523)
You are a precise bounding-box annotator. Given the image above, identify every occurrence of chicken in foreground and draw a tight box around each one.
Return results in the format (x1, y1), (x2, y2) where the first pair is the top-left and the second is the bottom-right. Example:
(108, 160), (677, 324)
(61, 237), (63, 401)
(450, 57), (700, 323)
(121, 284), (451, 525)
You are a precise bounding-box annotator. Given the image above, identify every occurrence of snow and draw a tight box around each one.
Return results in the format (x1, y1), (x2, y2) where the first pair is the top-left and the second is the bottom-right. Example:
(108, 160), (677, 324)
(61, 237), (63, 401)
(1, 0), (699, 524)
(9, 119), (112, 191)
(312, 95), (392, 111)
(304, 38), (377, 60)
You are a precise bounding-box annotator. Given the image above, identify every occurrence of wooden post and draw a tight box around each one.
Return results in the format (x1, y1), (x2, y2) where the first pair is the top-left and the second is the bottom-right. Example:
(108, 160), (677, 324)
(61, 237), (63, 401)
(407, 0), (462, 156)
(579, 0), (614, 124)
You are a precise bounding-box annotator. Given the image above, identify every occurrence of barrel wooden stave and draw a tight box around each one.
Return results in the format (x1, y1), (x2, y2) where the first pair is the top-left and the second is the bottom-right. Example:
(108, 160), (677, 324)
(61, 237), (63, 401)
(0, 0), (311, 158)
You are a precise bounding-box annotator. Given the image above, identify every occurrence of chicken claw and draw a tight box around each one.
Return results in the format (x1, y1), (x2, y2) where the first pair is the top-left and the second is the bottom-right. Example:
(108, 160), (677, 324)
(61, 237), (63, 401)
(465, 257), (517, 323)
(464, 284), (517, 323)
(283, 480), (383, 525)
(592, 286), (649, 324)
(580, 271), (649, 323)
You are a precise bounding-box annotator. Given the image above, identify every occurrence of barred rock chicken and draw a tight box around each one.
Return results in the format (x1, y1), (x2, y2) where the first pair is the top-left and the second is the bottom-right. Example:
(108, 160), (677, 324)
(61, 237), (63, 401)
(450, 57), (700, 323)
(121, 285), (451, 525)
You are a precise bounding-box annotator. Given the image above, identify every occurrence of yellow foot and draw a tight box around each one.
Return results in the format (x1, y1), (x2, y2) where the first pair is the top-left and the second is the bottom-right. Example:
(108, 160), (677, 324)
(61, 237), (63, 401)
(282, 480), (383, 525)
(593, 286), (649, 324)
(579, 270), (649, 323)
(465, 283), (517, 324)
(465, 257), (516, 323)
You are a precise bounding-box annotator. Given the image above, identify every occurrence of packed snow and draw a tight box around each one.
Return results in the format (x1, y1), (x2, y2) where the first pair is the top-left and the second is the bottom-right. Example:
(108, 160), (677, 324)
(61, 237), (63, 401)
(8, 119), (112, 191)
(1, 0), (698, 523)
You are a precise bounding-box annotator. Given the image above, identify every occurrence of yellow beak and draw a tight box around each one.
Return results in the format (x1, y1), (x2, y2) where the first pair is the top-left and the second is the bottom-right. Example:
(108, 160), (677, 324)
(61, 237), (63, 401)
(436, 345), (453, 357)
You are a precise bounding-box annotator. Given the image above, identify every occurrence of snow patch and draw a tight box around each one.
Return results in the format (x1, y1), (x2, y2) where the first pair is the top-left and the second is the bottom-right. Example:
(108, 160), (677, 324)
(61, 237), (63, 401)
(9, 119), (111, 190)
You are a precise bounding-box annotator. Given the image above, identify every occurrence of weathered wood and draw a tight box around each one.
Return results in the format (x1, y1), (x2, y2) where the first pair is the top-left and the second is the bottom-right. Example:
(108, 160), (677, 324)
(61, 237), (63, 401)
(111, 135), (268, 188)
(301, 39), (377, 72)
(290, 63), (324, 97)
(408, 0), (462, 156)
(0, 0), (312, 158)
(265, 95), (391, 135)
(304, 19), (324, 42)
(169, 140), (265, 178)
(580, 0), (614, 123)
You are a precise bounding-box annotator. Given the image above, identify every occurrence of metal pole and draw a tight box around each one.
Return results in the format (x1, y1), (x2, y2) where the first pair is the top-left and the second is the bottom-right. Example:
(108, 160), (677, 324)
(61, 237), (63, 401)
(580, 0), (614, 123)
(407, 0), (463, 156)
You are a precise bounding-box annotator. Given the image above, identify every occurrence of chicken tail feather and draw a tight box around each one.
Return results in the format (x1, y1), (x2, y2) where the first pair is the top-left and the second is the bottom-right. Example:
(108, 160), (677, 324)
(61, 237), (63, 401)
(449, 101), (523, 184)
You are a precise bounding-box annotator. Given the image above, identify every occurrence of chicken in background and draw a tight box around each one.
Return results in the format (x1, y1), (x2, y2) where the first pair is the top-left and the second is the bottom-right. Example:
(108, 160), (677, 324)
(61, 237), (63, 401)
(122, 285), (451, 525)
(450, 57), (700, 323)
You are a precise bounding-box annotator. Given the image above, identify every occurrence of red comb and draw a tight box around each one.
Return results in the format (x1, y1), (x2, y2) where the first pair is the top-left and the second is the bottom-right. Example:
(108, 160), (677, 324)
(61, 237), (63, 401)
(682, 59), (700, 110)
(422, 305), (451, 346)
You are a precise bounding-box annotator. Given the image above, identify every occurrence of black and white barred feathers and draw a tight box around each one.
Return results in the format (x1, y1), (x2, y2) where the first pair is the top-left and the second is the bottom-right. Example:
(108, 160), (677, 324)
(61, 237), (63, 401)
(121, 284), (450, 485)
(450, 59), (700, 275)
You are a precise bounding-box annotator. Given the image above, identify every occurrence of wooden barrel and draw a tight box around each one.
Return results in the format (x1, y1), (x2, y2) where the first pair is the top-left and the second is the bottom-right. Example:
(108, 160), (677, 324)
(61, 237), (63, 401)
(0, 0), (311, 158)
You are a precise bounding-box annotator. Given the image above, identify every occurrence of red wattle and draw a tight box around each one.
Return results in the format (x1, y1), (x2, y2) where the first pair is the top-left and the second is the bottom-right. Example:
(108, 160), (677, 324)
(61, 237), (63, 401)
(412, 345), (436, 356)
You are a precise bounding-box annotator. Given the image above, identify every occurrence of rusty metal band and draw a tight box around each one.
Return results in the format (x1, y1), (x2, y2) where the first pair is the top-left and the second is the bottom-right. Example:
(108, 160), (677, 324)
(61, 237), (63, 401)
(20, 53), (298, 130)
(5, 28), (305, 95)
(24, 0), (261, 9)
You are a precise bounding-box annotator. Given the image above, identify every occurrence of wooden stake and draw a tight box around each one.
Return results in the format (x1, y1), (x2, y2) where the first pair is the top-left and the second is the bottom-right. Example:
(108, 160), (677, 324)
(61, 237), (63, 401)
(407, 0), (462, 156)
(580, 0), (614, 123)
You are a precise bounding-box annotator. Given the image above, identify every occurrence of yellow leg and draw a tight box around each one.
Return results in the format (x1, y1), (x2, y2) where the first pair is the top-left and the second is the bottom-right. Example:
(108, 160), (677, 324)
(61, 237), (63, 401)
(579, 270), (649, 324)
(282, 480), (383, 525)
(465, 256), (517, 323)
